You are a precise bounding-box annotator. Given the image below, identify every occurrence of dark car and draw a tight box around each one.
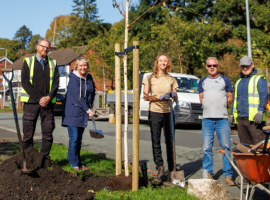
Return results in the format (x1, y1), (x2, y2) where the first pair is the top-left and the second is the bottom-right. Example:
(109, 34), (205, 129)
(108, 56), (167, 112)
(54, 93), (65, 114)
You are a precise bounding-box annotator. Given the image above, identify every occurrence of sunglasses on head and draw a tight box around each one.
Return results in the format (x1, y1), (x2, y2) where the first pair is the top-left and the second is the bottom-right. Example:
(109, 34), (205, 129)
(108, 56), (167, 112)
(77, 57), (86, 61)
(207, 64), (218, 68)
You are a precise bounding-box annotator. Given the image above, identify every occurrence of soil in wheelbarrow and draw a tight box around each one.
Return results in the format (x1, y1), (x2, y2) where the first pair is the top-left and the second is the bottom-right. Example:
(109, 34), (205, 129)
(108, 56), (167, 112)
(0, 147), (110, 200)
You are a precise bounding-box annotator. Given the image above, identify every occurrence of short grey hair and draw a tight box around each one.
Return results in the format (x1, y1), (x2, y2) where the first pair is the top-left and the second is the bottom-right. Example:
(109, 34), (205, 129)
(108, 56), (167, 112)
(206, 57), (218, 65)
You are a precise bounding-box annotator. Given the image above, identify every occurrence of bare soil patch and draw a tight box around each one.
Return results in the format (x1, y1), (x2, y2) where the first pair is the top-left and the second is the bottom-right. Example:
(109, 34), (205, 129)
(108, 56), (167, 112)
(0, 147), (110, 200)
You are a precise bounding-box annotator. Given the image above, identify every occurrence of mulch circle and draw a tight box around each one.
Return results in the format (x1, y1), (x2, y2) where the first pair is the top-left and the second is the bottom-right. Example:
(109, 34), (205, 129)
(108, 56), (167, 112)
(0, 147), (110, 200)
(109, 173), (133, 191)
(109, 173), (146, 191)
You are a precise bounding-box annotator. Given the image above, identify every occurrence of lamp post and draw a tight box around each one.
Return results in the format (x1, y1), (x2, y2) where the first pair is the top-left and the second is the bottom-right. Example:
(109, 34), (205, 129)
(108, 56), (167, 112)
(53, 18), (57, 46)
(245, 0), (252, 58)
(0, 48), (7, 108)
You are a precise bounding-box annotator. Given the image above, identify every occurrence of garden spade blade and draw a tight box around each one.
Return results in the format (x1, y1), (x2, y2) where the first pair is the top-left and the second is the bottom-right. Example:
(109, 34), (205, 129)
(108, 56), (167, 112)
(89, 115), (104, 139)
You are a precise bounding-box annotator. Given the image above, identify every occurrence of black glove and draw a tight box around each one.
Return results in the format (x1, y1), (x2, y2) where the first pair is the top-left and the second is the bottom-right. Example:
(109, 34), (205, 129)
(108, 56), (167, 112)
(160, 93), (170, 100)
(170, 91), (177, 98)
(254, 111), (263, 124)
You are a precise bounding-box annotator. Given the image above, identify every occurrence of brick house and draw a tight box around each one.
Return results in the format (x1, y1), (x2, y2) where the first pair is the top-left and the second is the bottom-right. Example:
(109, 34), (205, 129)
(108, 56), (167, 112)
(0, 56), (13, 84)
(7, 47), (114, 95)
(0, 57), (13, 107)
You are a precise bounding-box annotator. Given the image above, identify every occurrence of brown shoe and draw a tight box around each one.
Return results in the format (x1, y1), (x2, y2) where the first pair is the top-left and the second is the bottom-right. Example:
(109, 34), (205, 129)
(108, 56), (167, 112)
(157, 166), (166, 181)
(236, 177), (249, 185)
(208, 173), (213, 179)
(225, 177), (236, 186)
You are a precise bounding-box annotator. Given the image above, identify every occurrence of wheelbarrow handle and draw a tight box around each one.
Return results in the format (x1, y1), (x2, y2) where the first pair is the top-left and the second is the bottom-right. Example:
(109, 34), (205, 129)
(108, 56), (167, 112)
(1, 69), (14, 83)
(219, 149), (226, 155)
(263, 126), (270, 132)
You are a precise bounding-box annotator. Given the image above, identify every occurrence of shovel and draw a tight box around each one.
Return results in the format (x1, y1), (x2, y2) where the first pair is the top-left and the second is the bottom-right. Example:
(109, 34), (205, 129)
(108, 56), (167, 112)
(1, 69), (33, 174)
(167, 99), (185, 188)
(89, 115), (104, 139)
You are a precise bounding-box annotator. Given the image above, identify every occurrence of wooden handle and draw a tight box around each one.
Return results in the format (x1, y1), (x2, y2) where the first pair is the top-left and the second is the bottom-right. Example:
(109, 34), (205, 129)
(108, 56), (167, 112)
(263, 126), (270, 131)
(1, 69), (12, 72)
(249, 141), (263, 153)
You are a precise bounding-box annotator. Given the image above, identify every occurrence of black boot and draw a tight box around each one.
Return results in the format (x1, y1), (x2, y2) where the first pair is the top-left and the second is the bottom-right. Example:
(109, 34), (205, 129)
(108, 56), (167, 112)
(157, 166), (167, 181)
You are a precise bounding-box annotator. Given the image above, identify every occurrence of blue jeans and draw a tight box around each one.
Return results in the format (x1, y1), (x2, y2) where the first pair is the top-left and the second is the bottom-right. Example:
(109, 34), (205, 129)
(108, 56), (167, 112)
(202, 118), (233, 177)
(67, 126), (85, 167)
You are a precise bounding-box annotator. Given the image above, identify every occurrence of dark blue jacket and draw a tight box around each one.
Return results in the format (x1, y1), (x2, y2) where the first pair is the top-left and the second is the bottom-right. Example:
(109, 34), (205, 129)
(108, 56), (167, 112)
(231, 68), (268, 117)
(62, 70), (95, 128)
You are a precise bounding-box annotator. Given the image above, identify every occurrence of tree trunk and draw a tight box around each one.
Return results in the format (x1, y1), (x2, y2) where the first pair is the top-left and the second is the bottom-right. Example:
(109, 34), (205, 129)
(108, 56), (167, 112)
(123, 0), (129, 177)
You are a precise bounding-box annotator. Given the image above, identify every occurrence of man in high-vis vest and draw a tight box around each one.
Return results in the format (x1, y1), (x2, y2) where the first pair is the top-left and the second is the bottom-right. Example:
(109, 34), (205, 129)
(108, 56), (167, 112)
(21, 38), (59, 157)
(230, 56), (268, 145)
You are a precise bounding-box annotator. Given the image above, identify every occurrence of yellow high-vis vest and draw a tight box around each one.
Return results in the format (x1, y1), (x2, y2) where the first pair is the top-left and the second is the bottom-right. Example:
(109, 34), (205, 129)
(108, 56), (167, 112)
(232, 75), (266, 124)
(20, 56), (57, 103)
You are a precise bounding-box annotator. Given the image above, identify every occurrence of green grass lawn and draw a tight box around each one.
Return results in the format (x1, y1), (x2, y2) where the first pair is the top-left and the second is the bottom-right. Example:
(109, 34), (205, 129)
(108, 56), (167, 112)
(34, 143), (198, 200)
(0, 107), (23, 113)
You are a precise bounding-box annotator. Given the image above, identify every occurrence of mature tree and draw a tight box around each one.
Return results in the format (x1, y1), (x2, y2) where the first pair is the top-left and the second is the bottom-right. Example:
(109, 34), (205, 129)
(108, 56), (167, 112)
(58, 0), (105, 48)
(27, 34), (42, 53)
(13, 25), (33, 49)
(0, 38), (23, 61)
(58, 17), (100, 48)
(72, 0), (99, 22)
(45, 15), (73, 45)
(88, 21), (125, 86)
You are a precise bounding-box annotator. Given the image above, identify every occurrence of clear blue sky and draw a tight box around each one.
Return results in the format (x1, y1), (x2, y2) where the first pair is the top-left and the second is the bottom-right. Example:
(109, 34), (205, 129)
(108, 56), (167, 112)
(0, 0), (140, 40)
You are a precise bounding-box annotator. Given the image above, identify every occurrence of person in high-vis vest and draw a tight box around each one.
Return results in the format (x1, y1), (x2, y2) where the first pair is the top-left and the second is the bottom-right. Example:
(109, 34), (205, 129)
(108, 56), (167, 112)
(230, 56), (268, 145)
(21, 38), (59, 157)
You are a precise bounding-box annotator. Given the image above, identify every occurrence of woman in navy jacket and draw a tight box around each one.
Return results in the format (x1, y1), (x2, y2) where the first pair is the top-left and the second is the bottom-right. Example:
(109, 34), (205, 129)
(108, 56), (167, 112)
(62, 57), (95, 170)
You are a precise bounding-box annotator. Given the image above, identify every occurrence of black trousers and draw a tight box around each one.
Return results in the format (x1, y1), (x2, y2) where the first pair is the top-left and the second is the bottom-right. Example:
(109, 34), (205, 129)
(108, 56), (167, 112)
(237, 117), (265, 145)
(149, 111), (174, 171)
(22, 103), (55, 156)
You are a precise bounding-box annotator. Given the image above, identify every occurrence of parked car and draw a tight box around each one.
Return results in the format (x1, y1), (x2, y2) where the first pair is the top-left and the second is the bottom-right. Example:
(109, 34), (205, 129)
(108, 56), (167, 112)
(54, 93), (65, 113)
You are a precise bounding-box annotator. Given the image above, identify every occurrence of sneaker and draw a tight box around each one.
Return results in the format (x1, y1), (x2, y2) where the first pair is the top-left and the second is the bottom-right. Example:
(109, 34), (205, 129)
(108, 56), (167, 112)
(80, 165), (88, 171)
(208, 173), (214, 179)
(225, 177), (236, 186)
(73, 167), (80, 171)
(157, 166), (166, 181)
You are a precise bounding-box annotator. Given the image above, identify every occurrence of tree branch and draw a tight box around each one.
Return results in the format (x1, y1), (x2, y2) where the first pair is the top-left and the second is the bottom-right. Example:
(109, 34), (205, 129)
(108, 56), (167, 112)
(128, 0), (169, 28)
(121, 0), (126, 18)
(129, 0), (132, 9)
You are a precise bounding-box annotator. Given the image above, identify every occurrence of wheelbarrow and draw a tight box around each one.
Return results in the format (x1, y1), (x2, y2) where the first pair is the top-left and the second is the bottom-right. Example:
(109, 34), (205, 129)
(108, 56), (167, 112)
(1, 69), (33, 174)
(219, 125), (270, 200)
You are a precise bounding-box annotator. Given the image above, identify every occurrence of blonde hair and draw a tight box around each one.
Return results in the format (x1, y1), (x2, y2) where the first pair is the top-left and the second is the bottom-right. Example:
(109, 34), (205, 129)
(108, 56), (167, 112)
(38, 38), (51, 46)
(73, 57), (90, 70)
(153, 53), (172, 78)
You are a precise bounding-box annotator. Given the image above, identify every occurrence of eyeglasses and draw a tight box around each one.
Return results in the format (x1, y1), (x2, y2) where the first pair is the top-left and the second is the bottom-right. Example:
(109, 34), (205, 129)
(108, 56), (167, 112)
(38, 44), (50, 50)
(241, 65), (251, 68)
(207, 64), (218, 68)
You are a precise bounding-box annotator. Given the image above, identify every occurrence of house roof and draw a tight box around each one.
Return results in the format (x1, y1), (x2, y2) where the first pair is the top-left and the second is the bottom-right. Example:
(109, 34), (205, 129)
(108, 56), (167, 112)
(7, 53), (35, 70)
(7, 46), (88, 70)
(48, 46), (87, 65)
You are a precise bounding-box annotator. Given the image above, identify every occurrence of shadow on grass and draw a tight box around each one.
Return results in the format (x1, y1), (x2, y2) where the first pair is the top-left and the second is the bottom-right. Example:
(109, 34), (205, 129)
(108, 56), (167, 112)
(0, 142), (21, 160)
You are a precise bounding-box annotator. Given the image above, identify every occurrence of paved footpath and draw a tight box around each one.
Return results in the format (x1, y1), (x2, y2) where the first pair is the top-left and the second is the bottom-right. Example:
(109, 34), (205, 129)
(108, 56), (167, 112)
(0, 112), (269, 200)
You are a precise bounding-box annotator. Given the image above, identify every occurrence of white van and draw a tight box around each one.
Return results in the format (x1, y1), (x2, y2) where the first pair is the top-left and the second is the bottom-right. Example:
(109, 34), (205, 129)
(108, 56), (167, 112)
(139, 72), (203, 124)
